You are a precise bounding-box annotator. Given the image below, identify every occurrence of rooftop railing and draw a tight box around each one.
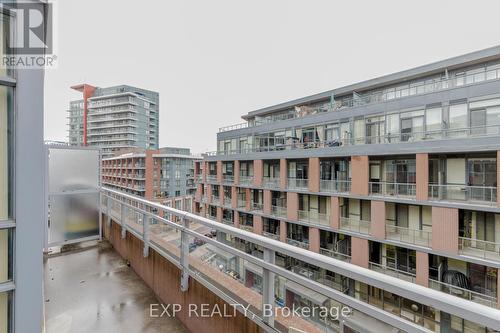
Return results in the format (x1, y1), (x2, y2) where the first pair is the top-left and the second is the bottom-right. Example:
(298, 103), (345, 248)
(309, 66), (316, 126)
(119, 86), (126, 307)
(385, 225), (431, 248)
(211, 124), (500, 156)
(218, 67), (500, 133)
(429, 184), (497, 206)
(101, 187), (500, 332)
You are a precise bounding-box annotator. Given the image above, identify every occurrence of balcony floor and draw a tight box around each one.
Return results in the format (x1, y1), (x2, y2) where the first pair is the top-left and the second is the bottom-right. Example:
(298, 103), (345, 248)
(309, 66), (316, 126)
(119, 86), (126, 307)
(44, 241), (188, 333)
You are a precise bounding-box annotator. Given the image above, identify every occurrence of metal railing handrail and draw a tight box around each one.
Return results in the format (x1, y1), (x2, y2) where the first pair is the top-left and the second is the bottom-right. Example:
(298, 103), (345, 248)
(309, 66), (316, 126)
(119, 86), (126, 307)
(101, 187), (500, 331)
(428, 278), (498, 308)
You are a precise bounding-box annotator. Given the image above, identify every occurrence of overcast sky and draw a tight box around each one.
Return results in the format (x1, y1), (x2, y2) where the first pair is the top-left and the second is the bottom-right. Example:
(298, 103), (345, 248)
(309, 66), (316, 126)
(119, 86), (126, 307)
(44, 0), (500, 154)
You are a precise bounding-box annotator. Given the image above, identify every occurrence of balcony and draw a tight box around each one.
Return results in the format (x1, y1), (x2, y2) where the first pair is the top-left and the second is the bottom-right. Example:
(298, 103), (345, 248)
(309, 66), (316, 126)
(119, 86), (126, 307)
(201, 195), (208, 203)
(319, 180), (351, 193)
(428, 279), (497, 309)
(262, 231), (279, 241)
(262, 176), (280, 188)
(271, 205), (287, 218)
(298, 210), (330, 227)
(369, 182), (416, 198)
(222, 218), (233, 225)
(223, 196), (232, 208)
(211, 195), (220, 205)
(319, 248), (351, 262)
(429, 184), (497, 206)
(222, 175), (234, 185)
(385, 225), (431, 247)
(287, 178), (308, 190)
(238, 175), (253, 186)
(237, 199), (246, 208)
(240, 224), (253, 232)
(206, 175), (218, 183)
(459, 237), (500, 261)
(250, 202), (263, 212)
(286, 238), (309, 249)
(340, 217), (371, 235)
(368, 262), (416, 283)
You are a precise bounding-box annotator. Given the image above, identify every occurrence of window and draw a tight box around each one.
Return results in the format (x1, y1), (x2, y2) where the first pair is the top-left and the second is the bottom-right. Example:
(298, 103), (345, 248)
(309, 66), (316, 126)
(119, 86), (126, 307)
(448, 103), (468, 136)
(425, 107), (442, 137)
(0, 86), (12, 220)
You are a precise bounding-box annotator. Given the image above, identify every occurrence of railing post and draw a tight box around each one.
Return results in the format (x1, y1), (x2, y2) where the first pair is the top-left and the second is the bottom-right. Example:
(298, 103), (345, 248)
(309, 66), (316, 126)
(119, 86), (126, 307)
(262, 248), (275, 327)
(106, 195), (111, 227)
(143, 213), (149, 257)
(180, 216), (190, 292)
(120, 202), (127, 239)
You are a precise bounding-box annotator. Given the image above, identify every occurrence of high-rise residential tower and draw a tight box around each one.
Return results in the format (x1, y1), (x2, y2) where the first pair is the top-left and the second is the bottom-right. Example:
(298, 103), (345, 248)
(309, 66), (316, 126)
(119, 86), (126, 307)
(68, 84), (159, 157)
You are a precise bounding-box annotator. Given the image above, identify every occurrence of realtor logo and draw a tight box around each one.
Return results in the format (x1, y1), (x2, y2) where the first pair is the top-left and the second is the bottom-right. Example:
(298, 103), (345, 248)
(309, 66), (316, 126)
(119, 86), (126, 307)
(7, 2), (52, 54)
(0, 1), (56, 68)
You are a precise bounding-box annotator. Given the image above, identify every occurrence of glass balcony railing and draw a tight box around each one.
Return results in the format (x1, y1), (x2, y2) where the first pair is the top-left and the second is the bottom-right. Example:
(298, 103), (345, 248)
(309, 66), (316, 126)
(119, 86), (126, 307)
(340, 217), (371, 234)
(206, 175), (217, 183)
(223, 196), (232, 208)
(262, 176), (280, 188)
(237, 199), (246, 208)
(319, 247), (351, 262)
(286, 238), (309, 249)
(222, 218), (233, 225)
(211, 124), (500, 156)
(459, 237), (500, 261)
(428, 279), (497, 309)
(369, 182), (416, 198)
(211, 195), (220, 205)
(262, 231), (279, 241)
(385, 225), (431, 247)
(222, 175), (234, 184)
(240, 224), (253, 232)
(298, 210), (330, 227)
(319, 179), (351, 193)
(429, 184), (497, 206)
(238, 175), (253, 186)
(251, 202), (263, 212)
(368, 262), (416, 283)
(287, 178), (308, 190)
(271, 205), (287, 218)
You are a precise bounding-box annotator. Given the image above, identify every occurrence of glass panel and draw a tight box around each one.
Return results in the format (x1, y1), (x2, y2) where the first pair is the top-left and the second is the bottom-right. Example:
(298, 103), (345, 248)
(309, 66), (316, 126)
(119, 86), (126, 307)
(426, 107), (442, 138)
(0, 291), (11, 333)
(48, 193), (100, 244)
(448, 103), (468, 137)
(48, 148), (100, 193)
(0, 86), (12, 221)
(0, 229), (12, 283)
(0, 13), (12, 78)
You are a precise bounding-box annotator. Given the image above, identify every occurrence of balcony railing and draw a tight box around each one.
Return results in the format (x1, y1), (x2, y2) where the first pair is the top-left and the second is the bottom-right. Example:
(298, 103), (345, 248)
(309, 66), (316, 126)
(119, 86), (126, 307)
(340, 217), (371, 234)
(262, 176), (280, 188)
(222, 218), (233, 225)
(459, 237), (500, 261)
(238, 175), (253, 186)
(222, 175), (234, 184)
(201, 196), (208, 203)
(223, 197), (232, 208)
(237, 199), (246, 208)
(251, 202), (263, 212)
(262, 231), (280, 241)
(206, 175), (217, 183)
(101, 186), (500, 332)
(385, 225), (431, 247)
(428, 184), (497, 206)
(287, 178), (308, 190)
(428, 279), (497, 309)
(369, 262), (416, 283)
(319, 248), (351, 262)
(298, 210), (330, 227)
(211, 123), (500, 157)
(271, 205), (287, 218)
(319, 179), (351, 193)
(369, 182), (416, 198)
(195, 175), (202, 183)
(211, 195), (220, 205)
(286, 238), (309, 249)
(240, 224), (253, 232)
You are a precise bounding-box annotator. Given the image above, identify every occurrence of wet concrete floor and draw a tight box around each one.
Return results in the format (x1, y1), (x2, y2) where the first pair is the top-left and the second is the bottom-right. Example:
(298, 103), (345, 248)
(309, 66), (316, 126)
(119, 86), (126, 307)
(44, 241), (188, 333)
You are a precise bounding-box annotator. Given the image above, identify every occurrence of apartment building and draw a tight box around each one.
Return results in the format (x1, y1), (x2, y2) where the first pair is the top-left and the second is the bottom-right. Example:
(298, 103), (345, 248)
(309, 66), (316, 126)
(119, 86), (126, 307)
(68, 84), (159, 157)
(194, 46), (500, 332)
(102, 147), (200, 201)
